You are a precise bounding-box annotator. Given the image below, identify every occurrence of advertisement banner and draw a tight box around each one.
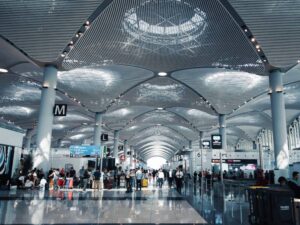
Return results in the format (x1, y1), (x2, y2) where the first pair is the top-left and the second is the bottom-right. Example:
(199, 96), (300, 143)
(0, 144), (14, 179)
(70, 145), (101, 158)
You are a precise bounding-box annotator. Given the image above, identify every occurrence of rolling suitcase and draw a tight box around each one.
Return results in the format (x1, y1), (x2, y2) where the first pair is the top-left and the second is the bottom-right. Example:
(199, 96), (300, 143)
(142, 179), (148, 187)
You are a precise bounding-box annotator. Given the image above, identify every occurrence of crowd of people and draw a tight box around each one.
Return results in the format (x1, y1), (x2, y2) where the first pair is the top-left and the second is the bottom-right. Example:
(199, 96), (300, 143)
(8, 166), (187, 193)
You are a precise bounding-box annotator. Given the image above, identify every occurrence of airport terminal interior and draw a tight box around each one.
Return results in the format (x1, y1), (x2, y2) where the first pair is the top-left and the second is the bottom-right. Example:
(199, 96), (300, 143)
(1, 0), (300, 224)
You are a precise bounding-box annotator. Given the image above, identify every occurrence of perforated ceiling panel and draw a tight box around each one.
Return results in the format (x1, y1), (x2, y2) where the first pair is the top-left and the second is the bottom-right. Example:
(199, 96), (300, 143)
(57, 65), (154, 112)
(0, 0), (103, 62)
(227, 112), (272, 129)
(169, 107), (218, 130)
(104, 106), (153, 130)
(237, 126), (261, 140)
(228, 0), (300, 67)
(63, 0), (265, 74)
(129, 125), (188, 146)
(172, 68), (269, 114)
(133, 110), (195, 130)
(111, 77), (216, 114)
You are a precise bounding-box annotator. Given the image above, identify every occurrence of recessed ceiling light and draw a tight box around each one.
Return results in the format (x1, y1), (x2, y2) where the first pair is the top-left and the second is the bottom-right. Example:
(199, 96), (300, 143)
(251, 37), (256, 42)
(158, 72), (167, 76)
(82, 122), (88, 125)
(0, 68), (8, 73)
(157, 107), (164, 110)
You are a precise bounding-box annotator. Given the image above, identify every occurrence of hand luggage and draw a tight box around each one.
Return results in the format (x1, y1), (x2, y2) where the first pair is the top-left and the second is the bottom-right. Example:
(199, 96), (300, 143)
(142, 179), (148, 187)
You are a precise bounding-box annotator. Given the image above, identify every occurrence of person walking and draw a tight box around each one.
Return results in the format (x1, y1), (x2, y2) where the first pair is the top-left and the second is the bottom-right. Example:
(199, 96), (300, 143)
(175, 168), (184, 194)
(157, 169), (164, 188)
(168, 169), (173, 188)
(135, 168), (143, 191)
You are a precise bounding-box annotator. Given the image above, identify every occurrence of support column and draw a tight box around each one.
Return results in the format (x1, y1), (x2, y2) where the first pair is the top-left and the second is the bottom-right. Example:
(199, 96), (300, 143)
(93, 112), (102, 168)
(113, 130), (119, 164)
(34, 65), (57, 171)
(269, 70), (289, 171)
(93, 113), (102, 146)
(188, 140), (193, 174)
(25, 128), (35, 152)
(219, 114), (227, 150)
(130, 146), (133, 169)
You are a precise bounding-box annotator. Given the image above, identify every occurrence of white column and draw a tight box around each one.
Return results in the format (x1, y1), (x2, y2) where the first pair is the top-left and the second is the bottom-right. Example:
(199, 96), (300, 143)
(219, 114), (227, 150)
(113, 130), (119, 165)
(129, 146), (133, 168)
(269, 70), (289, 170)
(34, 65), (57, 171)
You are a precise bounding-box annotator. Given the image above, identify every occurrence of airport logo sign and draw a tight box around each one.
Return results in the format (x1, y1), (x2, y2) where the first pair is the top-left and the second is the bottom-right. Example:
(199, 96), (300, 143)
(53, 104), (67, 116)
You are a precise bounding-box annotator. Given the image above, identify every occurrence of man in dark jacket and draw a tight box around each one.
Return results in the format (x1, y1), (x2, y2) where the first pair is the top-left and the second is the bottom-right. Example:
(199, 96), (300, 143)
(287, 171), (300, 198)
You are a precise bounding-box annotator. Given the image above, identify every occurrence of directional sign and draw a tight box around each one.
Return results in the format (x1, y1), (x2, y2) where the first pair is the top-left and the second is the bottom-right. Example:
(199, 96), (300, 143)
(211, 134), (222, 149)
(70, 145), (101, 158)
(202, 140), (211, 149)
(53, 104), (67, 116)
(101, 134), (109, 142)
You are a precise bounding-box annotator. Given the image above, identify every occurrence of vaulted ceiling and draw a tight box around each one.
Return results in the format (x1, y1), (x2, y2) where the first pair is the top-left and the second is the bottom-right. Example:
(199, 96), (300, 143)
(0, 0), (300, 161)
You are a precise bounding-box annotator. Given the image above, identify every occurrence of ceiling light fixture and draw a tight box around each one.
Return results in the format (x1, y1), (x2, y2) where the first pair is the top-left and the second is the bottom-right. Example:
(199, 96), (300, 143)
(251, 37), (256, 42)
(158, 72), (167, 76)
(0, 68), (8, 73)
(157, 107), (164, 110)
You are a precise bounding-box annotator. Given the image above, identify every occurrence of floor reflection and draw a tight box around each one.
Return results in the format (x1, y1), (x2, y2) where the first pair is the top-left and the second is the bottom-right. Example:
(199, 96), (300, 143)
(0, 180), (253, 224)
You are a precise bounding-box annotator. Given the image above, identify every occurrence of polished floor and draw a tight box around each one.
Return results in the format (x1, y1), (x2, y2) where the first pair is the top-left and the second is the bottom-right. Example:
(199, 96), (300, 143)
(0, 179), (252, 225)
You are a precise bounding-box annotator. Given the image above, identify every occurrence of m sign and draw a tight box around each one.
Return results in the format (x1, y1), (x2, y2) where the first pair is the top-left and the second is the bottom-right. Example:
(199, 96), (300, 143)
(53, 104), (67, 116)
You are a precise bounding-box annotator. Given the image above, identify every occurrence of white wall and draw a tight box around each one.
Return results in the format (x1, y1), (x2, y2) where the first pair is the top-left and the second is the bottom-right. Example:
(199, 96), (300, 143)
(0, 127), (24, 147)
(0, 127), (25, 177)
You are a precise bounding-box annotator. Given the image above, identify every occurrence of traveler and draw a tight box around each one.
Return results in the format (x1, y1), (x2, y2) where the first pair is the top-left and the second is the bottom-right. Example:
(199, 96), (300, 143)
(93, 169), (101, 190)
(125, 170), (132, 193)
(82, 168), (90, 191)
(175, 168), (184, 194)
(193, 171), (197, 184)
(39, 176), (47, 190)
(278, 176), (287, 186)
(157, 169), (164, 188)
(79, 166), (85, 188)
(168, 170), (173, 188)
(135, 168), (143, 191)
(287, 171), (300, 197)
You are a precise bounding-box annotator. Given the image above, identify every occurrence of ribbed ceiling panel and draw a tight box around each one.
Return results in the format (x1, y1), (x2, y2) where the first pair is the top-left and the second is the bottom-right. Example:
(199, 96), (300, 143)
(63, 0), (265, 74)
(57, 65), (153, 112)
(172, 68), (269, 114)
(110, 77), (216, 114)
(0, 0), (103, 62)
(228, 0), (300, 67)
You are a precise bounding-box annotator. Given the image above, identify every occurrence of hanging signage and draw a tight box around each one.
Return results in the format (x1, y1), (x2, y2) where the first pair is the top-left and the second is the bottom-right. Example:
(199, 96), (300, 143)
(70, 145), (101, 158)
(202, 140), (211, 149)
(211, 134), (222, 149)
(212, 159), (257, 164)
(101, 134), (109, 142)
(53, 104), (67, 116)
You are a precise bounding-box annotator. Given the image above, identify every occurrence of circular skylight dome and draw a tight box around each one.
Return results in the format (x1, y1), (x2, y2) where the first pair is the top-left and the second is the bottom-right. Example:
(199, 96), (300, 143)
(123, 0), (207, 46)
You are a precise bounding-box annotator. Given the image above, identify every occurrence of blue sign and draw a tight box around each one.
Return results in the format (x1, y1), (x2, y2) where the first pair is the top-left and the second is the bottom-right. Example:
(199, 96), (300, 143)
(70, 145), (101, 158)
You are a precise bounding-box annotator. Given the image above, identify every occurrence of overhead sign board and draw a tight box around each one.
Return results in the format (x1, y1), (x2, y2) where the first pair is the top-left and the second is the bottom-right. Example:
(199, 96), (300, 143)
(101, 134), (109, 142)
(211, 134), (222, 149)
(70, 145), (101, 158)
(53, 104), (67, 116)
(202, 140), (211, 149)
